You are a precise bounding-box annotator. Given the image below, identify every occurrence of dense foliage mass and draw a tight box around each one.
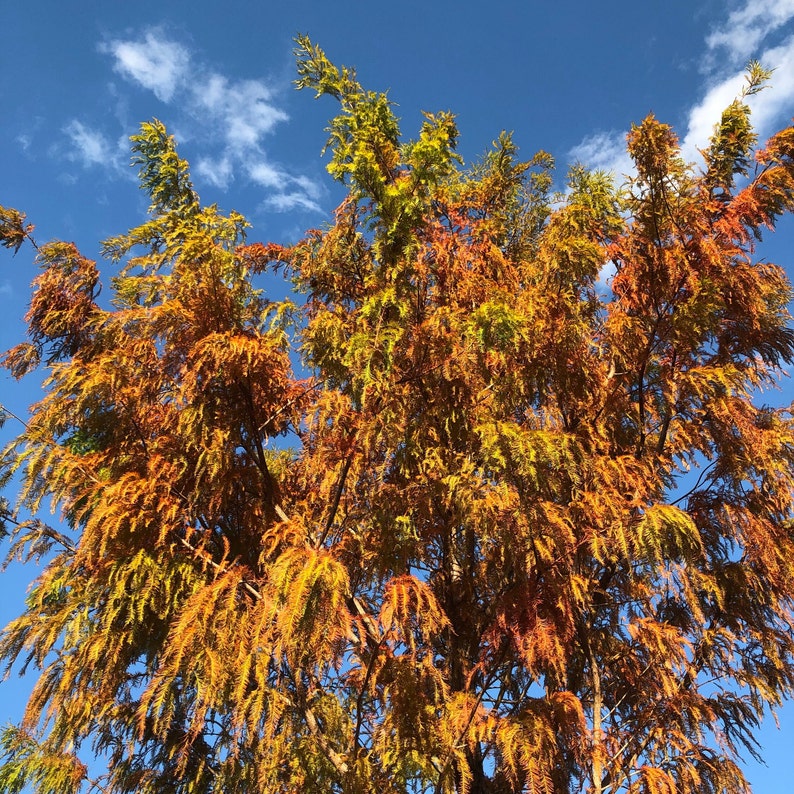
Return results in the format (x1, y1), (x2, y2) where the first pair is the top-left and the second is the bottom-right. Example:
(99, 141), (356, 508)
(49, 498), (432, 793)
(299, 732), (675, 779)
(2, 40), (794, 794)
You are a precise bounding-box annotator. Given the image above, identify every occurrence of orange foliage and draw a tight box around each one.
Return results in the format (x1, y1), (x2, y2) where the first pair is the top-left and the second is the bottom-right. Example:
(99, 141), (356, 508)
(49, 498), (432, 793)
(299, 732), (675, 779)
(2, 48), (794, 794)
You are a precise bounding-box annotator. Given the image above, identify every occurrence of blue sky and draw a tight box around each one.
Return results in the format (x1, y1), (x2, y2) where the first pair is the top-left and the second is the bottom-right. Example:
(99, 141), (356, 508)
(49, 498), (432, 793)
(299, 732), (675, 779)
(2, 0), (794, 790)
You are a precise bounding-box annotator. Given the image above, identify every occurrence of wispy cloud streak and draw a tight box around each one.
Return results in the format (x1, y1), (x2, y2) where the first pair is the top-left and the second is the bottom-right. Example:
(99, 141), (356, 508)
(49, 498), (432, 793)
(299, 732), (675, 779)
(100, 30), (189, 102)
(64, 28), (322, 212)
(567, 131), (635, 182)
(64, 121), (127, 175)
(706, 0), (794, 64)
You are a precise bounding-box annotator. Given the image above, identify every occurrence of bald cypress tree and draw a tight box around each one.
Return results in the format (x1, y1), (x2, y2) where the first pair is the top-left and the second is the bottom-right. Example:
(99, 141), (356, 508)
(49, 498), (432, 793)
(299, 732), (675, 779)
(2, 44), (794, 794)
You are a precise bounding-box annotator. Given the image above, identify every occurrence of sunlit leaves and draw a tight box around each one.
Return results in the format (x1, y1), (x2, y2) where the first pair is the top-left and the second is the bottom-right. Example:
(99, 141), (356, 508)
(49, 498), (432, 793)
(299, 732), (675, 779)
(131, 119), (199, 216)
(0, 727), (86, 794)
(2, 49), (794, 794)
(0, 206), (34, 255)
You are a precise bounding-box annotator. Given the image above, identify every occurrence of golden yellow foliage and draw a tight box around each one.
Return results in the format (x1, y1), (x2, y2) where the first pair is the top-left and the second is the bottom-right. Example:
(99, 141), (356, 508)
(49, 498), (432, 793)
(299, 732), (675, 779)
(1, 48), (794, 794)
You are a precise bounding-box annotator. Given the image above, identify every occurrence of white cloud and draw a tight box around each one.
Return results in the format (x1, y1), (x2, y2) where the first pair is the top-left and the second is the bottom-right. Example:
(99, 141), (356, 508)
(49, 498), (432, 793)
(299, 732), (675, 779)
(190, 73), (304, 201)
(569, 0), (794, 181)
(293, 175), (323, 202)
(190, 73), (317, 208)
(683, 32), (794, 160)
(680, 71), (749, 161)
(265, 191), (324, 213)
(706, 0), (794, 65)
(249, 164), (322, 212)
(248, 161), (285, 189)
(195, 156), (234, 189)
(101, 30), (189, 102)
(0, 281), (12, 297)
(567, 130), (635, 183)
(92, 29), (322, 212)
(64, 120), (126, 173)
(194, 75), (288, 150)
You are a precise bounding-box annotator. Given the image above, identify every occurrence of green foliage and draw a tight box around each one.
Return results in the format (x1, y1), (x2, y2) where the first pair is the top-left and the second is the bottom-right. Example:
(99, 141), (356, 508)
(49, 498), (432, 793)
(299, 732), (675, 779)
(0, 727), (86, 794)
(131, 119), (199, 215)
(295, 36), (461, 261)
(703, 64), (772, 195)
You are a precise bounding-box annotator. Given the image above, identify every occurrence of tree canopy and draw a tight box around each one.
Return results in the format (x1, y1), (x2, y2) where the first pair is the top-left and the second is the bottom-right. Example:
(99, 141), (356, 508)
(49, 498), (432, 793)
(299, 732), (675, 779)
(2, 40), (794, 794)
